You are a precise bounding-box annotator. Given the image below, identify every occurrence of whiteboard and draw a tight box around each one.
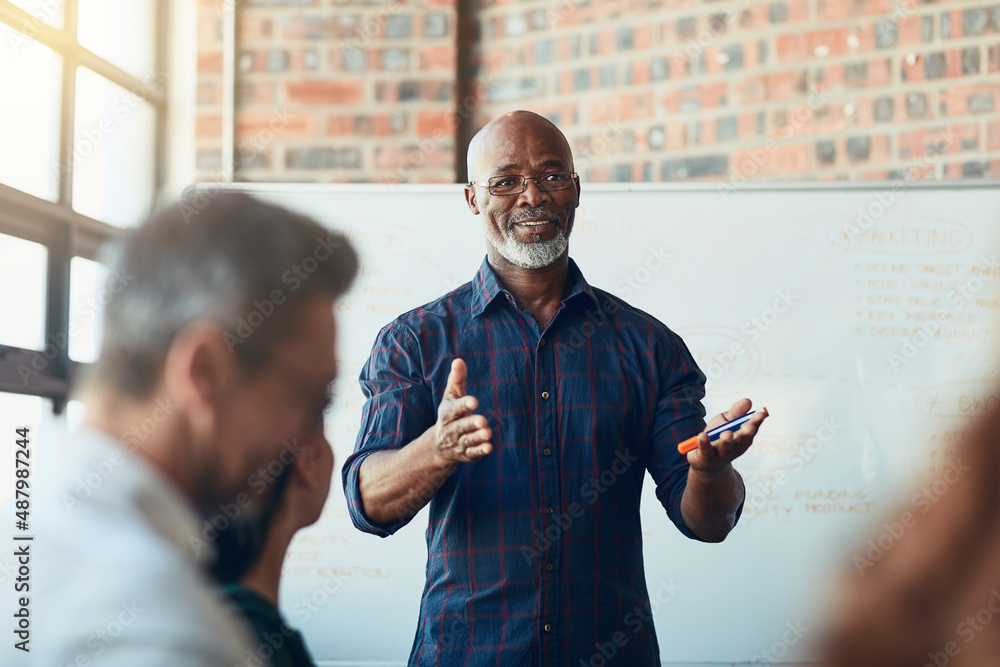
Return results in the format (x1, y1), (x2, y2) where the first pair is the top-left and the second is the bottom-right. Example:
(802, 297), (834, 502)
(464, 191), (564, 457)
(201, 181), (1000, 666)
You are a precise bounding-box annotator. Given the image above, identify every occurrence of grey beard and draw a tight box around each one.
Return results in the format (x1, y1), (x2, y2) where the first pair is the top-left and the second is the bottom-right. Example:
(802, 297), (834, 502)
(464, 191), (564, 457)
(488, 211), (570, 269)
(491, 229), (569, 269)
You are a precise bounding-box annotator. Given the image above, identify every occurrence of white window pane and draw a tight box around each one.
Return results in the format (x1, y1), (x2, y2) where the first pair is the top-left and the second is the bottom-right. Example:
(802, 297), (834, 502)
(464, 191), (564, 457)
(0, 394), (45, 506)
(8, 0), (64, 28)
(66, 399), (86, 432)
(72, 67), (157, 228)
(0, 234), (48, 350)
(68, 256), (109, 363)
(77, 0), (157, 79)
(0, 26), (61, 201)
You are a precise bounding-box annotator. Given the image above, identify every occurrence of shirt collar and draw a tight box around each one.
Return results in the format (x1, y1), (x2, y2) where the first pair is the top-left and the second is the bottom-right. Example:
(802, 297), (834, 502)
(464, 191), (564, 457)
(470, 256), (603, 320)
(77, 426), (215, 566)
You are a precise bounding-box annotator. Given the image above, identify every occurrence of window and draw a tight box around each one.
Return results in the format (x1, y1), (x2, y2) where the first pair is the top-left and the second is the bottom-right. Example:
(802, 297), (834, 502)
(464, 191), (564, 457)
(0, 0), (166, 412)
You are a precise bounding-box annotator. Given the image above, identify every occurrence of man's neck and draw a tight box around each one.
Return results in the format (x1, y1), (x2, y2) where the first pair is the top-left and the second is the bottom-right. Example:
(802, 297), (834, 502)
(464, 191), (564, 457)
(488, 251), (571, 329)
(82, 385), (198, 505)
(240, 514), (297, 607)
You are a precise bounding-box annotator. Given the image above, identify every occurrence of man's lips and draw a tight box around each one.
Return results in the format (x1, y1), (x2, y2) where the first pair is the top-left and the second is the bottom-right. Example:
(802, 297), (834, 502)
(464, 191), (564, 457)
(512, 217), (556, 228)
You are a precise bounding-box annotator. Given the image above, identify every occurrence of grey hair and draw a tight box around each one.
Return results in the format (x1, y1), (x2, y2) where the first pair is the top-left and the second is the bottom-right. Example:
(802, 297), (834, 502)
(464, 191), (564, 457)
(95, 191), (358, 398)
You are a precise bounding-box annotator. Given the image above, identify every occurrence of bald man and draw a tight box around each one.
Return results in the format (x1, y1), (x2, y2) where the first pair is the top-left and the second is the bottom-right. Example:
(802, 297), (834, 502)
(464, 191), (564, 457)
(343, 111), (766, 666)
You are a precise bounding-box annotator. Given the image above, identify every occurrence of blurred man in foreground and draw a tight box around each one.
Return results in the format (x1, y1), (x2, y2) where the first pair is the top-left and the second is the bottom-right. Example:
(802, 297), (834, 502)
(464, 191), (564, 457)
(31, 192), (356, 666)
(215, 421), (337, 667)
(822, 411), (1000, 666)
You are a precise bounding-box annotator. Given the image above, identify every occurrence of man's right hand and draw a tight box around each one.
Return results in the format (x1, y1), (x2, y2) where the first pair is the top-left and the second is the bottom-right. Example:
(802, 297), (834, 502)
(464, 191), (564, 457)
(433, 359), (493, 463)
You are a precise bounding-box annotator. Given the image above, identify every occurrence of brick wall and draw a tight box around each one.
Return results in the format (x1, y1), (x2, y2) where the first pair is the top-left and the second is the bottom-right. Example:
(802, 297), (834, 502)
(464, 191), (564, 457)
(195, 0), (457, 184)
(195, 0), (1000, 184)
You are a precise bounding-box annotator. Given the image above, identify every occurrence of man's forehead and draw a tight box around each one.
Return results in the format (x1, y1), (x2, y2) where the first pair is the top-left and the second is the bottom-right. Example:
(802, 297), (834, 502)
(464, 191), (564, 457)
(468, 115), (573, 177)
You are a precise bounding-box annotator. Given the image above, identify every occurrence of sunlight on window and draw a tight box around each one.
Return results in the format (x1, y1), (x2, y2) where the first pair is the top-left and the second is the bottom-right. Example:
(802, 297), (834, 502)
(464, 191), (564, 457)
(72, 67), (156, 228)
(8, 0), (64, 28)
(0, 234), (48, 350)
(0, 25), (61, 201)
(77, 0), (157, 79)
(68, 256), (110, 363)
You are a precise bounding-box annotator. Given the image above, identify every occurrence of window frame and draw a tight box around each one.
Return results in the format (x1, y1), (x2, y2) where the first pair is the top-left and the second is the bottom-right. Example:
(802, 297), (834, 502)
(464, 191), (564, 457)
(0, 0), (167, 412)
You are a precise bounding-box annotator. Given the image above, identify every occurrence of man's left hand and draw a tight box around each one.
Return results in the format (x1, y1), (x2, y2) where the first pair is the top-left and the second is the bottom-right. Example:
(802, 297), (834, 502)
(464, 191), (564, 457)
(686, 398), (767, 472)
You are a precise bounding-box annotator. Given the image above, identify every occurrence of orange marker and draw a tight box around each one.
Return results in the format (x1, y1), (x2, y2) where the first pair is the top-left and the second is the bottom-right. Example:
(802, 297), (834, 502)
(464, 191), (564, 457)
(677, 407), (769, 455)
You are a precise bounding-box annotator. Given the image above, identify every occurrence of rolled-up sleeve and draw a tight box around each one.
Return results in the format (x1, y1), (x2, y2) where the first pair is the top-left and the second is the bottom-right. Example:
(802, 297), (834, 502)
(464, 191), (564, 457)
(342, 322), (436, 537)
(644, 330), (732, 542)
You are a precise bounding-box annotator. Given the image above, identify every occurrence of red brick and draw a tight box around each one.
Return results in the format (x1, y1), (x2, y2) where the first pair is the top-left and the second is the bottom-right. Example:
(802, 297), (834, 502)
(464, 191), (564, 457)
(634, 25), (653, 50)
(239, 16), (272, 41)
(737, 71), (805, 105)
(196, 114), (222, 139)
(589, 92), (653, 123)
(285, 80), (364, 106)
(940, 82), (1000, 116)
(733, 143), (809, 175)
(776, 27), (851, 62)
(419, 45), (455, 71)
(326, 115), (353, 137)
(237, 112), (316, 140)
(198, 50), (223, 74)
(737, 112), (759, 140)
(416, 110), (455, 137)
(373, 143), (452, 171)
(631, 58), (650, 86)
(898, 16), (923, 46)
(988, 120), (1000, 151)
(816, 0), (893, 21)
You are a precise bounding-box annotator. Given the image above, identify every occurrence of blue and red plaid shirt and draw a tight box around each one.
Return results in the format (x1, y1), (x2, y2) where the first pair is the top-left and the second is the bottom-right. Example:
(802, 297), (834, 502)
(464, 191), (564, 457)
(343, 257), (722, 666)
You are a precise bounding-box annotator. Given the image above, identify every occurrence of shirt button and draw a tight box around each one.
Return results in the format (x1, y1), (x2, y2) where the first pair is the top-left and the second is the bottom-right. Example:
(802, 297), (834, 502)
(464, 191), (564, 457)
(539, 338), (546, 346)
(541, 391), (550, 400)
(546, 507), (554, 515)
(543, 623), (552, 632)
(542, 447), (551, 456)
(505, 293), (512, 301)
(546, 562), (554, 571)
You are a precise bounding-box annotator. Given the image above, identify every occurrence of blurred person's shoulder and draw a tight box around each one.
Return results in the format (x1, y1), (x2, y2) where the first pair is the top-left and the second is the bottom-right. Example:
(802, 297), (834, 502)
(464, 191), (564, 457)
(32, 425), (253, 665)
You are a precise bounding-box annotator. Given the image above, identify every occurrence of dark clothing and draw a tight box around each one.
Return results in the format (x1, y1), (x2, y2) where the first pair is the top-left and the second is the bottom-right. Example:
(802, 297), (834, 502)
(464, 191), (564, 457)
(223, 584), (315, 667)
(344, 257), (725, 666)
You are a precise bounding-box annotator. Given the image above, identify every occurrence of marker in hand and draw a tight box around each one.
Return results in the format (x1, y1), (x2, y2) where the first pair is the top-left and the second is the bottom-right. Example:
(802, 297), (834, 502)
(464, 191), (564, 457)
(677, 407), (769, 455)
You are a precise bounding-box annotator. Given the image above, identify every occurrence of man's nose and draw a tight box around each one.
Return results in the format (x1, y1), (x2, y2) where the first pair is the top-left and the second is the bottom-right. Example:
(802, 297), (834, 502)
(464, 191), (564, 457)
(518, 178), (551, 206)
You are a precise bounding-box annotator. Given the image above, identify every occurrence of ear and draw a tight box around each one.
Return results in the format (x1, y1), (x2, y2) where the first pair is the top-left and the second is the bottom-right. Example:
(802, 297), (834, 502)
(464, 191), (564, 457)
(162, 324), (234, 437)
(464, 185), (481, 215)
(573, 175), (582, 208)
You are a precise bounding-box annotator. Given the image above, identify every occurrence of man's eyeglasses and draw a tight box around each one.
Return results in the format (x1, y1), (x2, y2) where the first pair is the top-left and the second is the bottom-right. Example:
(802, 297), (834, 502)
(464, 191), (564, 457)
(468, 171), (579, 196)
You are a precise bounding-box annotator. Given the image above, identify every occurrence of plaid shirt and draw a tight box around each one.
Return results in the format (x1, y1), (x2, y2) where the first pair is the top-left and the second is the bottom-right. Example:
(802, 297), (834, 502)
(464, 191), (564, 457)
(343, 257), (719, 666)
